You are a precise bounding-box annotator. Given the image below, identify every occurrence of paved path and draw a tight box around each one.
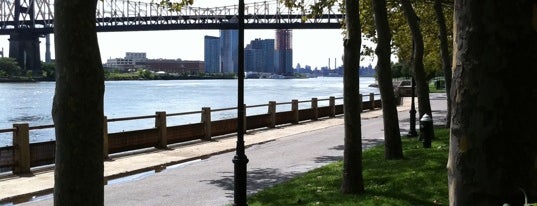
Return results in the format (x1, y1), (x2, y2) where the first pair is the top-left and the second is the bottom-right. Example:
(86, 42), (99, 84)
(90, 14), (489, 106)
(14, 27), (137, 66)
(4, 94), (447, 206)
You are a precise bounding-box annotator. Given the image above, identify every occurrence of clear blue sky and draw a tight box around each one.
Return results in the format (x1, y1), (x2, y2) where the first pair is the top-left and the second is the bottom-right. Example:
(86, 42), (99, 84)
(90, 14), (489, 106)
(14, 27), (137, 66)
(0, 0), (377, 69)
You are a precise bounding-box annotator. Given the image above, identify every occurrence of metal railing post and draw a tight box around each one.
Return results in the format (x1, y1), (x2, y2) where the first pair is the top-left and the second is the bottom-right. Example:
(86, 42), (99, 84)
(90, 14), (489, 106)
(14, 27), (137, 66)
(292, 99), (299, 124)
(202, 107), (212, 141)
(155, 111), (167, 149)
(268, 101), (276, 128)
(242, 104), (247, 133)
(13, 123), (30, 174)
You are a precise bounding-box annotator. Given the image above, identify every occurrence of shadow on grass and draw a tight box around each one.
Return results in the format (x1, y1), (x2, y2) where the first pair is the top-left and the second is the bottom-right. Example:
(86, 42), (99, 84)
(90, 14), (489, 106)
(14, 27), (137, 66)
(248, 128), (450, 206)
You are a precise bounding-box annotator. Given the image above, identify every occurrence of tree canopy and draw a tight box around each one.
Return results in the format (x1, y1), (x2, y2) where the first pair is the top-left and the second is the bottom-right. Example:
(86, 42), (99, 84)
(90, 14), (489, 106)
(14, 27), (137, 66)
(361, 0), (453, 78)
(0, 57), (22, 77)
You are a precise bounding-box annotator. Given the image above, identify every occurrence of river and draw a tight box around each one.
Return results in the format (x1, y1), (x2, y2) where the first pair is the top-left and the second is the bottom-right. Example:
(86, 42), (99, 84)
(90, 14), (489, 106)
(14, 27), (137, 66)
(0, 77), (378, 146)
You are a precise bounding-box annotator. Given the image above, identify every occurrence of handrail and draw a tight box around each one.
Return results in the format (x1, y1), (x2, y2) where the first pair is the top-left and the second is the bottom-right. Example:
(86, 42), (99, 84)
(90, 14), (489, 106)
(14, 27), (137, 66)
(167, 110), (202, 117)
(0, 128), (14, 133)
(28, 125), (55, 130)
(0, 94), (378, 135)
(107, 115), (157, 122)
(0, 94), (384, 174)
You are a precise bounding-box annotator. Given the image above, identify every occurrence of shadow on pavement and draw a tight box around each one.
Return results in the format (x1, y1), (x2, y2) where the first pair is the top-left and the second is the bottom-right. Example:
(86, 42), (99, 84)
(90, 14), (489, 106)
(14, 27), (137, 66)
(200, 168), (301, 198)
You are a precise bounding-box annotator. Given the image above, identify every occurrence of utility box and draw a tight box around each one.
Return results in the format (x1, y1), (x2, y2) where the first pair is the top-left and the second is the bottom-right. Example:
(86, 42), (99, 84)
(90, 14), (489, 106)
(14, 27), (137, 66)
(420, 114), (433, 148)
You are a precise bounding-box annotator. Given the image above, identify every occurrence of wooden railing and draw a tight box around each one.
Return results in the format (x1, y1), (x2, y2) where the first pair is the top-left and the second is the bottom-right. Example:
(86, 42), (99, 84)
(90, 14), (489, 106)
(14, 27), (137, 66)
(0, 93), (382, 175)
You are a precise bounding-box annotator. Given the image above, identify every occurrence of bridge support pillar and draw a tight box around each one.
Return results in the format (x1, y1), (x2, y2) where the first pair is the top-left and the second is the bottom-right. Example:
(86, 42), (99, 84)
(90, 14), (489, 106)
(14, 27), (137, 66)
(9, 32), (42, 76)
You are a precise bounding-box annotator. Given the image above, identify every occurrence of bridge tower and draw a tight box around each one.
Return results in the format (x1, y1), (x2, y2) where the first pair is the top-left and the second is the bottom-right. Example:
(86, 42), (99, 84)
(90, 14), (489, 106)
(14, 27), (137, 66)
(8, 0), (42, 76)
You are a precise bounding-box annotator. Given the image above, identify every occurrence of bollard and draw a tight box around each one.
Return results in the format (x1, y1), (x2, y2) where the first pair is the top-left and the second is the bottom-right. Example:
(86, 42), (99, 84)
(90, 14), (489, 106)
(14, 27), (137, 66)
(268, 101), (276, 128)
(155, 111), (167, 149)
(420, 114), (433, 148)
(202, 107), (212, 141)
(329, 96), (335, 117)
(13, 123), (30, 174)
(311, 98), (318, 121)
(292, 100), (299, 124)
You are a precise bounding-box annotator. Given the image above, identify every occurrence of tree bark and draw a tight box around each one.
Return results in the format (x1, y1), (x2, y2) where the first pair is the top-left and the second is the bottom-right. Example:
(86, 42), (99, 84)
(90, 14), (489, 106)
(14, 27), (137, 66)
(400, 0), (433, 123)
(372, 0), (403, 159)
(53, 0), (105, 205)
(448, 1), (537, 205)
(433, 0), (452, 128)
(340, 0), (365, 194)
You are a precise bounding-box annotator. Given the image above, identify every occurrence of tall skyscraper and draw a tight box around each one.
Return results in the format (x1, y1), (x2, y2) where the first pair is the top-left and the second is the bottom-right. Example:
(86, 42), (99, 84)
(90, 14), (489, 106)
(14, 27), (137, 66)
(204, 35), (220, 73)
(275, 29), (293, 76)
(220, 29), (239, 73)
(245, 38), (275, 73)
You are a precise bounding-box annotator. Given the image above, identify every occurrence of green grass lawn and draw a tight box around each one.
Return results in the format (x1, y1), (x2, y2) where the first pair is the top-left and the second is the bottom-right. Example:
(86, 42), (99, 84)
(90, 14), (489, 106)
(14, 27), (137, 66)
(248, 129), (450, 206)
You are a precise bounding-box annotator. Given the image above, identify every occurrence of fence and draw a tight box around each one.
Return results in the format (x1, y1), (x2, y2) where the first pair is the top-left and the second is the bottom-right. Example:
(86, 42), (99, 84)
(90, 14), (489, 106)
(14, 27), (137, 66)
(0, 93), (381, 175)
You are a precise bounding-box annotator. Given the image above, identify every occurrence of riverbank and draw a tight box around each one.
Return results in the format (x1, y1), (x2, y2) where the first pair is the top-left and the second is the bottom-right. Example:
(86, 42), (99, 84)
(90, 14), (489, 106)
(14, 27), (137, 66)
(0, 96), (418, 204)
(8, 94), (449, 206)
(0, 77), (36, 83)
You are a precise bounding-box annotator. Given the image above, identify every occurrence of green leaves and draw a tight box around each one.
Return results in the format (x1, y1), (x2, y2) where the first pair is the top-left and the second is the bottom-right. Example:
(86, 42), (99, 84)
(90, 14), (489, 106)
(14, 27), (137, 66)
(156, 0), (193, 11)
(0, 57), (22, 77)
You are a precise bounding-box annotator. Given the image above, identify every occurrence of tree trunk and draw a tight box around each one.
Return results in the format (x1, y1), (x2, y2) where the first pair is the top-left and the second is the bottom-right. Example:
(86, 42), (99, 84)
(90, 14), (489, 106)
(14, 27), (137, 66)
(53, 0), (105, 205)
(340, 0), (365, 194)
(448, 1), (537, 205)
(400, 0), (433, 123)
(433, 0), (452, 128)
(372, 0), (403, 159)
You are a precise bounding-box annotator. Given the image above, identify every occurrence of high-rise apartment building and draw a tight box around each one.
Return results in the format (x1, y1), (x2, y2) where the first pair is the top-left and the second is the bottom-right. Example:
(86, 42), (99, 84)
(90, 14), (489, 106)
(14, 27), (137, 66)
(220, 29), (239, 73)
(275, 29), (293, 76)
(204, 35), (221, 73)
(245, 38), (275, 73)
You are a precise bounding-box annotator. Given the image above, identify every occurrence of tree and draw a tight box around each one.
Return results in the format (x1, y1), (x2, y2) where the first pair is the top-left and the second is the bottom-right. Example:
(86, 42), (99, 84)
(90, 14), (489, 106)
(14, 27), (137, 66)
(52, 0), (105, 205)
(41, 62), (55, 80)
(433, 0), (452, 128)
(372, 0), (403, 159)
(340, 0), (365, 194)
(400, 0), (434, 126)
(0, 57), (22, 76)
(361, 1), (454, 80)
(447, 0), (537, 205)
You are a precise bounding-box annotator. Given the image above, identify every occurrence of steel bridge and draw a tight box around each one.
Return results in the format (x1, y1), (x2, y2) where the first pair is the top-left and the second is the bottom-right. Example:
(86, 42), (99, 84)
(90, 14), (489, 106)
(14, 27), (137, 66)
(0, 0), (344, 73)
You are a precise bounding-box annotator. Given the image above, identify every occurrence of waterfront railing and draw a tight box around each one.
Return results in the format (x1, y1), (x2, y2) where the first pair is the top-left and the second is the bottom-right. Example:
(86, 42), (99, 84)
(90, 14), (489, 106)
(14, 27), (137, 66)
(0, 93), (381, 175)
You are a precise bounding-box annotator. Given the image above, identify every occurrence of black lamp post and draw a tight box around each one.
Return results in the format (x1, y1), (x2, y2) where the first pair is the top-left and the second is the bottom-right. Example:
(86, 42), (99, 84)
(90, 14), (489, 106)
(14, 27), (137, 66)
(233, 0), (249, 205)
(407, 77), (418, 137)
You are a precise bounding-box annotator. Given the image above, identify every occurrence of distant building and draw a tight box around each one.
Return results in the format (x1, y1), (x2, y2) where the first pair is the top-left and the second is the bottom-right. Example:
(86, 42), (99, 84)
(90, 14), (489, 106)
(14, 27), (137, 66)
(220, 29), (238, 73)
(104, 52), (148, 72)
(139, 59), (204, 74)
(104, 58), (136, 72)
(104, 52), (203, 74)
(245, 38), (275, 73)
(275, 29), (293, 76)
(125, 52), (147, 62)
(204, 35), (221, 73)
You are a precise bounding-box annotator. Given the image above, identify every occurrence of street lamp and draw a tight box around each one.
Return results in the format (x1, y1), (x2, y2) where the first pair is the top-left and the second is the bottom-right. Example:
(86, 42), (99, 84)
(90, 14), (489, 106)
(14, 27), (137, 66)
(407, 77), (418, 137)
(233, 0), (249, 205)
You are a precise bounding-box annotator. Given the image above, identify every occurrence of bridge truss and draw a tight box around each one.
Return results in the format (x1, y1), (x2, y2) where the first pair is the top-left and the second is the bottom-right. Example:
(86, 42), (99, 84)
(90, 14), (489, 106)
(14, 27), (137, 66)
(0, 0), (344, 35)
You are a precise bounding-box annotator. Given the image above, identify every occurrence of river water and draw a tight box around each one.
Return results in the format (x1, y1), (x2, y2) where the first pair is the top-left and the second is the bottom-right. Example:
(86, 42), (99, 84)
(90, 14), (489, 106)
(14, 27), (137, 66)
(0, 77), (378, 146)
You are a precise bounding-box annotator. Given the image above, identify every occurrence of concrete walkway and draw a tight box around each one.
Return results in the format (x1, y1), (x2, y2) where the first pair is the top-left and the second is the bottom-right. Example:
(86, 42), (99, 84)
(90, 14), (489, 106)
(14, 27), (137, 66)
(1, 93), (447, 206)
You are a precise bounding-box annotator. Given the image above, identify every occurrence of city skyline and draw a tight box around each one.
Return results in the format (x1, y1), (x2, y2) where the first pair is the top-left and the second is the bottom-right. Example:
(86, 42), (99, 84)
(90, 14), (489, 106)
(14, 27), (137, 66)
(0, 0), (380, 70)
(0, 29), (379, 70)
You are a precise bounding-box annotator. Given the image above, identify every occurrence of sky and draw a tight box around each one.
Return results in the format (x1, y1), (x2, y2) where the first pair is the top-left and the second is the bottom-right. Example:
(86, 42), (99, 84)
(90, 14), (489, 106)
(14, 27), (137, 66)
(0, 0), (376, 69)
